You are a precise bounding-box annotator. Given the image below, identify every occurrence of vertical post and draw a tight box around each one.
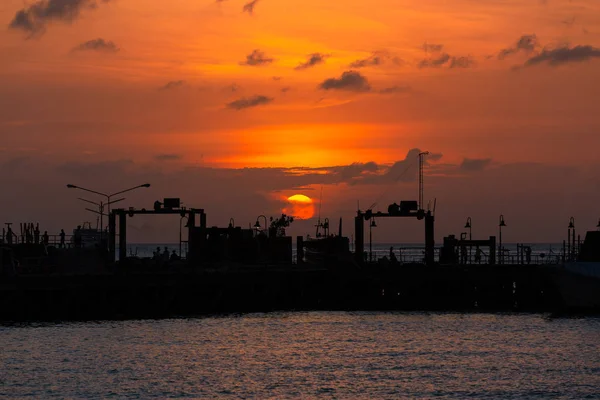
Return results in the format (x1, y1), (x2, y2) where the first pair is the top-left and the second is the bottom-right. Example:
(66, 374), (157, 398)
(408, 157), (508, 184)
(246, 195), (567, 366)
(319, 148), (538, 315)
(118, 211), (127, 262)
(354, 213), (364, 263)
(562, 240), (566, 263)
(297, 236), (304, 264)
(567, 229), (571, 262)
(99, 200), (103, 243)
(369, 222), (372, 262)
(424, 211), (435, 265)
(108, 211), (116, 263)
(572, 227), (576, 261)
(489, 236), (496, 265)
(200, 211), (206, 229)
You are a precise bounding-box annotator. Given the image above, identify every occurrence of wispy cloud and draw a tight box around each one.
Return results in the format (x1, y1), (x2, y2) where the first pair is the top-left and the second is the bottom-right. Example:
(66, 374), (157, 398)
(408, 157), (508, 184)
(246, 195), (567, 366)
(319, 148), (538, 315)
(379, 85), (411, 94)
(449, 56), (476, 68)
(422, 42), (444, 53)
(295, 53), (328, 70)
(239, 49), (274, 66)
(498, 34), (538, 59)
(523, 45), (600, 67)
(319, 71), (371, 92)
(242, 0), (260, 15)
(159, 80), (186, 91)
(8, 0), (112, 37)
(417, 53), (451, 68)
(418, 53), (475, 69)
(226, 95), (273, 110)
(72, 38), (119, 53)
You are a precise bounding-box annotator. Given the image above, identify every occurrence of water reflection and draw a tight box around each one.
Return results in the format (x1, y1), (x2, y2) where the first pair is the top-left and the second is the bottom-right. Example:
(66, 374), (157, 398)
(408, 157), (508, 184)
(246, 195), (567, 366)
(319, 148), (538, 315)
(2, 312), (599, 398)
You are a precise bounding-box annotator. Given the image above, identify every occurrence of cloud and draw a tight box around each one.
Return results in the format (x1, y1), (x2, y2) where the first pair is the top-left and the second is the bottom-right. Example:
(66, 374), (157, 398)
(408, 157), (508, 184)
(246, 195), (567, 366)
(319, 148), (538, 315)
(242, 0), (259, 14)
(226, 95), (273, 110)
(319, 71), (371, 92)
(155, 154), (182, 161)
(422, 43), (444, 53)
(8, 0), (111, 37)
(159, 80), (186, 91)
(417, 53), (451, 68)
(72, 38), (119, 53)
(523, 45), (600, 67)
(449, 56), (476, 68)
(349, 52), (384, 68)
(240, 49), (274, 66)
(334, 162), (379, 181)
(460, 158), (492, 172)
(417, 53), (474, 69)
(379, 85), (411, 94)
(498, 34), (538, 59)
(295, 53), (328, 70)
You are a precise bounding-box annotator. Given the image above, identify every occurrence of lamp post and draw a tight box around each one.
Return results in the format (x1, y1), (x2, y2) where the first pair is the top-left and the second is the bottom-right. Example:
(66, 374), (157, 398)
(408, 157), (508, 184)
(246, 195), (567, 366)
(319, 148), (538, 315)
(465, 217), (472, 240)
(465, 217), (472, 264)
(499, 215), (506, 264)
(67, 183), (151, 216)
(568, 217), (575, 261)
(254, 215), (268, 236)
(369, 218), (377, 262)
(76, 197), (125, 245)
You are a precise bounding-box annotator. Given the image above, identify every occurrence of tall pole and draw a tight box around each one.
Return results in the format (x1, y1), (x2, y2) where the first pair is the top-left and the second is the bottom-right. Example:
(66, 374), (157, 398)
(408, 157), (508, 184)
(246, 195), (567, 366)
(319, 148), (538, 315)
(418, 151), (429, 210)
(499, 215), (506, 265)
(67, 183), (151, 217)
(369, 222), (372, 262)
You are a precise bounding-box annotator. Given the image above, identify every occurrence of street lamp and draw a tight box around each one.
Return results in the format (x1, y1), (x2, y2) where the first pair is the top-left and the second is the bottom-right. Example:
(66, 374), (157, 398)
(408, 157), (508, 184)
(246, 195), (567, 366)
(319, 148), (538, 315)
(67, 183), (151, 216)
(499, 215), (506, 264)
(369, 218), (377, 262)
(464, 217), (472, 240)
(568, 217), (575, 261)
(76, 197), (125, 246)
(254, 215), (267, 236)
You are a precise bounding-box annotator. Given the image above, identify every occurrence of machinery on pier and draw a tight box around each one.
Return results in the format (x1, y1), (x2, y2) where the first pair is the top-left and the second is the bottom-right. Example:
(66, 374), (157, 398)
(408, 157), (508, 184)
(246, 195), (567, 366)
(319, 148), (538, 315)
(354, 151), (435, 266)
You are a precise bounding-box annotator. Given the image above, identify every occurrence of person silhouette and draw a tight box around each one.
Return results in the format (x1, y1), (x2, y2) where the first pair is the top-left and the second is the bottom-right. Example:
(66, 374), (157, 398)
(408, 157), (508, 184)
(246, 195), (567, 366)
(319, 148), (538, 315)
(60, 229), (66, 248)
(34, 224), (40, 244)
(6, 225), (14, 245)
(42, 231), (49, 245)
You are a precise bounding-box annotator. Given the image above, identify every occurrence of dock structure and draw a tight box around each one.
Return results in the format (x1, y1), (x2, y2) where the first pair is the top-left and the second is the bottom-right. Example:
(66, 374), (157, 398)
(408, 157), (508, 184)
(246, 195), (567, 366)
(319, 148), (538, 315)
(0, 192), (598, 320)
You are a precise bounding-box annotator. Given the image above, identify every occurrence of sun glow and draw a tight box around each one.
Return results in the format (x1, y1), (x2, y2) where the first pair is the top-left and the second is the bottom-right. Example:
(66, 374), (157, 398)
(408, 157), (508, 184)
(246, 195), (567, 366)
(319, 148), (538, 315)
(284, 194), (315, 219)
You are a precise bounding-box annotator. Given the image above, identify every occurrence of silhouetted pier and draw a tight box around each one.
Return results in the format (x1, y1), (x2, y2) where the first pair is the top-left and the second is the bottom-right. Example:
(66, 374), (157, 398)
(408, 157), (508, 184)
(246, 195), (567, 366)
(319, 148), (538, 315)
(0, 193), (597, 321)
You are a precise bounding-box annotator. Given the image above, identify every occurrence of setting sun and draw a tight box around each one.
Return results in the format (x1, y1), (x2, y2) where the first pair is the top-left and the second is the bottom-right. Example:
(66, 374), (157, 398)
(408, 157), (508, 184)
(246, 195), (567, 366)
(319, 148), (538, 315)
(284, 194), (315, 219)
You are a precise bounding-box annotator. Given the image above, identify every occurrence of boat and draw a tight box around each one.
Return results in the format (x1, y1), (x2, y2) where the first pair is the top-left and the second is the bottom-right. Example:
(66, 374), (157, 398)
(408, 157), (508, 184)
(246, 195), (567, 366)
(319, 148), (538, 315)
(303, 217), (351, 265)
(72, 221), (104, 248)
(550, 231), (600, 311)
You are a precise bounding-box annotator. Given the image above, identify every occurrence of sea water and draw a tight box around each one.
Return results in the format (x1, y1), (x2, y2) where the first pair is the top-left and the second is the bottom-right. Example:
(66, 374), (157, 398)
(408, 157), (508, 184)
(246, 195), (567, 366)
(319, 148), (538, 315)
(2, 312), (599, 398)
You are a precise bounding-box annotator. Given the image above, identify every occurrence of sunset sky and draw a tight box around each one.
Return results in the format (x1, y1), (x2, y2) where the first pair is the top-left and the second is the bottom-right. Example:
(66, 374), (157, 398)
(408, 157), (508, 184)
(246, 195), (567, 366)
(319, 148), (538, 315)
(1, 0), (600, 243)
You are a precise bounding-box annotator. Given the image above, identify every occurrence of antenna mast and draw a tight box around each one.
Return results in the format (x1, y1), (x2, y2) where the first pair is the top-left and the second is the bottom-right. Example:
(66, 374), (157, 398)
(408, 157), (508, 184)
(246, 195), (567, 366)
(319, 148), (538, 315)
(418, 151), (429, 210)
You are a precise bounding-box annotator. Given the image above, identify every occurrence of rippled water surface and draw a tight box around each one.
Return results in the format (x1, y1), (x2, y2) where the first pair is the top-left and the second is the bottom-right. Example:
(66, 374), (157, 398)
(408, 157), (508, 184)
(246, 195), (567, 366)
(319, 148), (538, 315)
(2, 313), (599, 398)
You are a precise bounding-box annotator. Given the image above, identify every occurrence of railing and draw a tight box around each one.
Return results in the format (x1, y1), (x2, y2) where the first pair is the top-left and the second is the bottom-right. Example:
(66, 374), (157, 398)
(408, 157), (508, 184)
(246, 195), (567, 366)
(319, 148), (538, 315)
(0, 233), (78, 248)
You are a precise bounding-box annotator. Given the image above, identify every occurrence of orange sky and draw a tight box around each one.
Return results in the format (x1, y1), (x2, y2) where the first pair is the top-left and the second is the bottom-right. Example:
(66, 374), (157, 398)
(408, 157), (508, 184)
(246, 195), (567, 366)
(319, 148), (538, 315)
(1, 0), (600, 242)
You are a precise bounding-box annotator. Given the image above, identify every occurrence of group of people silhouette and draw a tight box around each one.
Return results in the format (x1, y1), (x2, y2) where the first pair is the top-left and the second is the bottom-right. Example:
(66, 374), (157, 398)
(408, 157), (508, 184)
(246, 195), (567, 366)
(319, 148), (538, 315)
(2, 224), (68, 248)
(153, 246), (180, 262)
